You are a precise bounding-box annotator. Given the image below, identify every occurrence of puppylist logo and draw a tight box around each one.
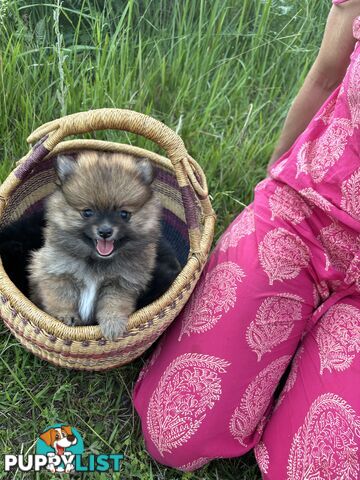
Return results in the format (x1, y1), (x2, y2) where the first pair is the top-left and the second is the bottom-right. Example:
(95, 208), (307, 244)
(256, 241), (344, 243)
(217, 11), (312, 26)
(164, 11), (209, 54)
(5, 423), (123, 473)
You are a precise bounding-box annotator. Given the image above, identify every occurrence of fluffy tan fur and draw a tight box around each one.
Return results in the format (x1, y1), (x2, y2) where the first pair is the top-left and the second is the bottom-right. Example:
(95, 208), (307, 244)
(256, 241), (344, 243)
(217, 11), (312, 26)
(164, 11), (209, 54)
(28, 151), (161, 340)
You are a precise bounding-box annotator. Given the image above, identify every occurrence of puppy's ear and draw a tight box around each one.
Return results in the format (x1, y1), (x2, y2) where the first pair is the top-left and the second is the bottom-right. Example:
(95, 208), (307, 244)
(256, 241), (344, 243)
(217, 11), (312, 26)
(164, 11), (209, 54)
(40, 429), (56, 446)
(137, 158), (154, 185)
(62, 425), (73, 436)
(56, 155), (76, 183)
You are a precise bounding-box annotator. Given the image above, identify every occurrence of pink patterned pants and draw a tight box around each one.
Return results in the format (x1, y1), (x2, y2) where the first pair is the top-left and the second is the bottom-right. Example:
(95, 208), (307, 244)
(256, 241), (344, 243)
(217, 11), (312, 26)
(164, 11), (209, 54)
(134, 18), (360, 475)
(133, 178), (360, 479)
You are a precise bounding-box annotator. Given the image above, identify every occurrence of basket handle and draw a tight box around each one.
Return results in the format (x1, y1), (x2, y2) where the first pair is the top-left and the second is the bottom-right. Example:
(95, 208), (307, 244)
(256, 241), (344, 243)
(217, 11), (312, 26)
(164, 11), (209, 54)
(21, 109), (211, 255)
(27, 109), (189, 165)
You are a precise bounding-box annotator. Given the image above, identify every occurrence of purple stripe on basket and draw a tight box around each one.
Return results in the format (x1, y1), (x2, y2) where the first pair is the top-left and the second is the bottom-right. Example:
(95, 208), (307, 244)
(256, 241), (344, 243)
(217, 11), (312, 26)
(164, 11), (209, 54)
(180, 185), (198, 230)
(16, 169), (56, 196)
(155, 167), (180, 190)
(156, 164), (207, 200)
(162, 207), (188, 239)
(28, 156), (56, 175)
(21, 155), (178, 186)
(19, 189), (54, 219)
(32, 134), (49, 150)
(15, 143), (50, 180)
(12, 157), (177, 201)
(22, 198), (48, 216)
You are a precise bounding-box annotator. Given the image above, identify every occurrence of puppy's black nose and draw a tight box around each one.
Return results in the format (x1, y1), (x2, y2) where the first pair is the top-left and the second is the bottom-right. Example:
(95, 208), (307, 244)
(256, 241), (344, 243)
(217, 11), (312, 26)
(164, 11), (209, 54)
(97, 226), (113, 238)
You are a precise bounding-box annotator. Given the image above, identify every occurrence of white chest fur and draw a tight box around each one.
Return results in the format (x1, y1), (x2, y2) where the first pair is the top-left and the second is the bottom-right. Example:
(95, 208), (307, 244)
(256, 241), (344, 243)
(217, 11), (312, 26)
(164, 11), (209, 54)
(78, 278), (98, 322)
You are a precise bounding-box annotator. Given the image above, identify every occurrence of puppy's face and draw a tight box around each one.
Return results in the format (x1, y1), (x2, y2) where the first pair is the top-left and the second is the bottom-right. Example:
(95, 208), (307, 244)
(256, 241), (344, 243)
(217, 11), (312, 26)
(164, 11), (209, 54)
(49, 151), (160, 260)
(40, 426), (77, 450)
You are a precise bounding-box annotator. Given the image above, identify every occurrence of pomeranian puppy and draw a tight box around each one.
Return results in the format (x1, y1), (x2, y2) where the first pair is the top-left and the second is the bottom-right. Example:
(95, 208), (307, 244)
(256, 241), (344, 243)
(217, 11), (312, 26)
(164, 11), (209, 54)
(0, 211), (181, 310)
(28, 151), (162, 340)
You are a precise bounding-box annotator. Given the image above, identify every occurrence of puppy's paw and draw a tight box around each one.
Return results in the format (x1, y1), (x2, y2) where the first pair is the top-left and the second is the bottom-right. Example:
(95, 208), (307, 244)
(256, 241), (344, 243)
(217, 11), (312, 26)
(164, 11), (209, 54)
(57, 312), (81, 327)
(99, 315), (128, 341)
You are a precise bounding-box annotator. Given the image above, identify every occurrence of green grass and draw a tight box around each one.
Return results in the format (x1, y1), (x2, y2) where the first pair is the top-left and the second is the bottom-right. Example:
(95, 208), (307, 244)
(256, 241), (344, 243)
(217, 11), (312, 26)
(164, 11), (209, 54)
(0, 1), (329, 478)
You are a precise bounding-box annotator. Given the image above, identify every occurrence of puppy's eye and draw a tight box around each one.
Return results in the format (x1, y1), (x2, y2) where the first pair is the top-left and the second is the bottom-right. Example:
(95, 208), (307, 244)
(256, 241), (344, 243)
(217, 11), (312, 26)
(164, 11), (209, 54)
(81, 209), (94, 218)
(119, 210), (131, 221)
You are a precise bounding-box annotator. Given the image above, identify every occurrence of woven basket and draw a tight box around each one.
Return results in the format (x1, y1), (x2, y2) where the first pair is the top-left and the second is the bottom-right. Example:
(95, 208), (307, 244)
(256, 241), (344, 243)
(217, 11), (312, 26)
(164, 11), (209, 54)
(0, 109), (215, 371)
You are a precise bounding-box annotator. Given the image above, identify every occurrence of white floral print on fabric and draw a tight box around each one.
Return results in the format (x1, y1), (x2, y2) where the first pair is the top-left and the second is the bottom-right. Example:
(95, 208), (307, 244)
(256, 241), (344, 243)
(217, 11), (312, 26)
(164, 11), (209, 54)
(219, 207), (255, 252)
(269, 185), (313, 224)
(315, 98), (337, 125)
(178, 262), (245, 341)
(316, 303), (360, 375)
(256, 414), (268, 438)
(298, 187), (333, 212)
(246, 293), (304, 361)
(318, 222), (360, 273)
(353, 16), (360, 40)
(344, 254), (360, 290)
(270, 158), (289, 178)
(296, 118), (354, 182)
(254, 441), (270, 475)
(330, 279), (342, 291)
(258, 227), (311, 285)
(348, 46), (360, 125)
(287, 393), (360, 480)
(341, 168), (360, 221)
(147, 353), (230, 456)
(178, 456), (211, 472)
(229, 355), (291, 447)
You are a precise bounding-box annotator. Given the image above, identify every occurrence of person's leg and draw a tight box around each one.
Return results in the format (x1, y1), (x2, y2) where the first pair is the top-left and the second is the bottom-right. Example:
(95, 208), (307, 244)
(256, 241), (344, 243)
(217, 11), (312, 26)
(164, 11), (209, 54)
(257, 293), (360, 479)
(133, 181), (329, 471)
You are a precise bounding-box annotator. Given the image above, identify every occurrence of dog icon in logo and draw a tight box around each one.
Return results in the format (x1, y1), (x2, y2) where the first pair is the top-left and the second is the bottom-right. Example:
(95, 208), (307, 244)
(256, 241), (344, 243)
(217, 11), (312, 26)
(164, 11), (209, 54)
(39, 425), (78, 473)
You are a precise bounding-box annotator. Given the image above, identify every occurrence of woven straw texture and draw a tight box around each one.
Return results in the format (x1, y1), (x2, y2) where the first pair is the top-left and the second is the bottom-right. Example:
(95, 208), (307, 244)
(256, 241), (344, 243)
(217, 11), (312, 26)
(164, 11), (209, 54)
(0, 109), (215, 370)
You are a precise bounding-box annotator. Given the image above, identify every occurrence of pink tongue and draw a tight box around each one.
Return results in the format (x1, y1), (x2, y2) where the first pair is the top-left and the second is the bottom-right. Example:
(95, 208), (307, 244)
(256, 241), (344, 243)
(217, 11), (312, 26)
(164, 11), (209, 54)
(56, 445), (65, 455)
(96, 239), (114, 256)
